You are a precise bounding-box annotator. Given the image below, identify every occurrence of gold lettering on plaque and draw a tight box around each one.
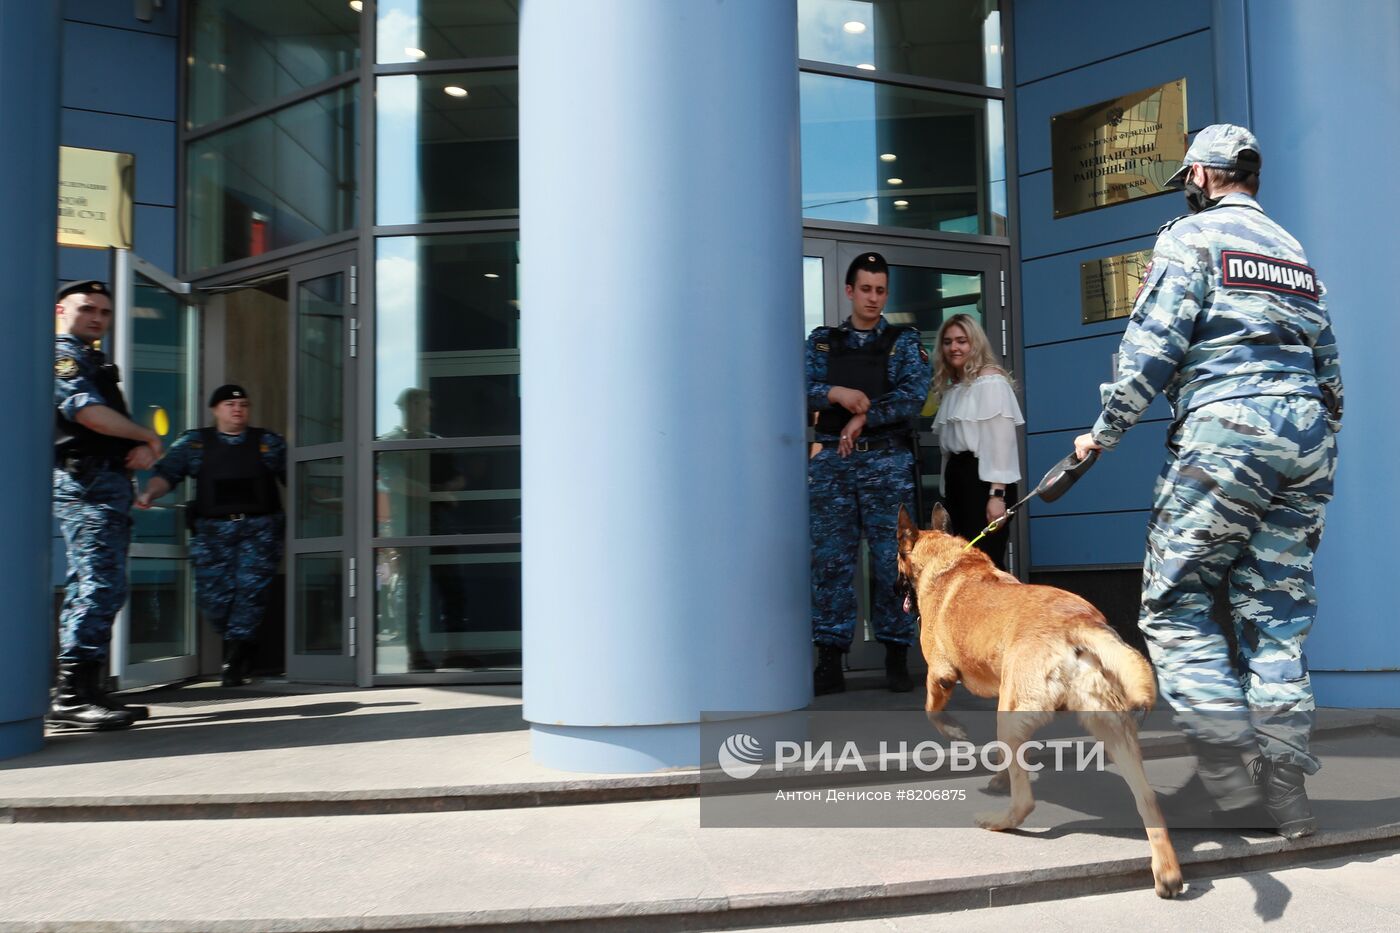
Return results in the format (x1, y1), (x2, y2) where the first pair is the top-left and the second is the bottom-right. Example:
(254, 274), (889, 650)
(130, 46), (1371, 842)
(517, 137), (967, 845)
(1081, 249), (1154, 324)
(1052, 79), (1188, 218)
(58, 146), (135, 250)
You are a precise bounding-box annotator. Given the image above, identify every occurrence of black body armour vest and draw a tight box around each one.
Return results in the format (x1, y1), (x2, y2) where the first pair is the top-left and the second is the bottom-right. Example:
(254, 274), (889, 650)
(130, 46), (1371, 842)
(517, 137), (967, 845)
(194, 428), (281, 517)
(814, 325), (910, 436)
(54, 359), (138, 461)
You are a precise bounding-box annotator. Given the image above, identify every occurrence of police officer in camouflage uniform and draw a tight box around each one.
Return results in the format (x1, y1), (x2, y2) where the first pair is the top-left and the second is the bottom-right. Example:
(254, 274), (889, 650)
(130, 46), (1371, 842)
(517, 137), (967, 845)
(137, 385), (286, 686)
(52, 280), (164, 730)
(808, 252), (932, 695)
(1075, 125), (1342, 839)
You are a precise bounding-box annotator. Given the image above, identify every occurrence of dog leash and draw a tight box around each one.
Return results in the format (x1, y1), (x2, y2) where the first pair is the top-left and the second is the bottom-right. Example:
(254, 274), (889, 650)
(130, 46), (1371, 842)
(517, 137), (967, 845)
(960, 449), (1100, 552)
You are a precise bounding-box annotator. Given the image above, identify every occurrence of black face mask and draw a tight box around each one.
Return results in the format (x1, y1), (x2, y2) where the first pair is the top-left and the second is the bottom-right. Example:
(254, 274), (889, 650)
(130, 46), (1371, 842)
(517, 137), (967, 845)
(1184, 177), (1220, 214)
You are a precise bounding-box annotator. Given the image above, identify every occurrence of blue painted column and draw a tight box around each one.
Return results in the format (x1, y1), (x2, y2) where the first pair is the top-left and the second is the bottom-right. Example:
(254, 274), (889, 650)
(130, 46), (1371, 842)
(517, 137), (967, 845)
(1233, 0), (1400, 706)
(519, 0), (810, 771)
(0, 1), (61, 760)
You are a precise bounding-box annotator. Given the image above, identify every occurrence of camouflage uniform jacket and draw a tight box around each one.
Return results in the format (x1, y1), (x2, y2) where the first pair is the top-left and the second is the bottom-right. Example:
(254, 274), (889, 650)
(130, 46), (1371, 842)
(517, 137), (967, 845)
(806, 316), (931, 435)
(1092, 193), (1343, 448)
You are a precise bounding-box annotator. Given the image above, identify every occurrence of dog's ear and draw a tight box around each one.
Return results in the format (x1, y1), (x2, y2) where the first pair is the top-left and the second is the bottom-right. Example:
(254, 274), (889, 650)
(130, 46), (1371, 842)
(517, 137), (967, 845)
(930, 502), (951, 533)
(898, 505), (918, 550)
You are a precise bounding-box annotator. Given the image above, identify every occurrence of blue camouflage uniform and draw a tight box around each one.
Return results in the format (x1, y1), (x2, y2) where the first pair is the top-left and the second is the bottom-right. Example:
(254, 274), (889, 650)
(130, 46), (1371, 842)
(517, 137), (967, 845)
(153, 429), (287, 640)
(54, 334), (135, 663)
(1091, 147), (1342, 772)
(807, 317), (932, 649)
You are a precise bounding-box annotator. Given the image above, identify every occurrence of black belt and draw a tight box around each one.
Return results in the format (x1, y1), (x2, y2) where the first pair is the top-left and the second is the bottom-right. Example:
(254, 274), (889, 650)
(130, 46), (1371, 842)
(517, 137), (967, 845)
(58, 454), (128, 474)
(195, 512), (276, 523)
(814, 434), (910, 453)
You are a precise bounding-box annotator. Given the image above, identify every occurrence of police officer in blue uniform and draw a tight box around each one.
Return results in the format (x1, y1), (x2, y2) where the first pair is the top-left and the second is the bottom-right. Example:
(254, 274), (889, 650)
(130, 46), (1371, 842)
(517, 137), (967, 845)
(51, 280), (164, 730)
(137, 385), (287, 686)
(1075, 125), (1342, 837)
(807, 252), (931, 695)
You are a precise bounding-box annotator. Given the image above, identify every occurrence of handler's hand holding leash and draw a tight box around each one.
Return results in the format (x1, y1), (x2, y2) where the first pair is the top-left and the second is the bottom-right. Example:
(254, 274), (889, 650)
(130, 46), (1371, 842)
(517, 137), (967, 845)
(963, 447), (1100, 551)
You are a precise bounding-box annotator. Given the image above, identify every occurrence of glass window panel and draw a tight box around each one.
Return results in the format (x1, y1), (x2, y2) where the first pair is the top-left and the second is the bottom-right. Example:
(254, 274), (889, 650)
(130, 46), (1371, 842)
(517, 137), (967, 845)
(127, 559), (194, 664)
(188, 0), (360, 127)
(803, 256), (826, 336)
(376, 235), (520, 439)
(297, 272), (345, 446)
(127, 277), (194, 546)
(800, 74), (1006, 236)
(376, 447), (520, 537)
(294, 552), (343, 654)
(376, 0), (519, 63)
(374, 545), (520, 673)
(377, 71), (519, 225)
(296, 457), (344, 538)
(186, 86), (359, 273)
(798, 0), (1003, 88)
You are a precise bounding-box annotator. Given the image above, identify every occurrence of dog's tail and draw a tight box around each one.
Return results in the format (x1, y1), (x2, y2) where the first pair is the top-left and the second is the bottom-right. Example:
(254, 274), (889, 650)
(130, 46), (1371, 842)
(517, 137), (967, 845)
(1073, 624), (1157, 712)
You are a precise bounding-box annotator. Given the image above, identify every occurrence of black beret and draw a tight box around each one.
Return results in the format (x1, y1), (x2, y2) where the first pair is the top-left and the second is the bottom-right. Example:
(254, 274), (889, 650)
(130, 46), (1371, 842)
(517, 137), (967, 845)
(56, 280), (110, 302)
(844, 252), (889, 286)
(208, 384), (249, 407)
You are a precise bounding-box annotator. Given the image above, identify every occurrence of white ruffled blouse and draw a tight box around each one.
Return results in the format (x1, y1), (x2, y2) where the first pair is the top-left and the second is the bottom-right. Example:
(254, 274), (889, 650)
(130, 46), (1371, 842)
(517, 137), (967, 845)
(932, 373), (1025, 490)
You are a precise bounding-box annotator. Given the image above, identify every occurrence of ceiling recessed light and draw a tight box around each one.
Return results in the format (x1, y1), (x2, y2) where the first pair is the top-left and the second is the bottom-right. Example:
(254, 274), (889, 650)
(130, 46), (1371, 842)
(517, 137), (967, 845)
(879, 153), (897, 163)
(843, 21), (867, 34)
(484, 273), (500, 279)
(856, 63), (877, 71)
(405, 47), (427, 60)
(444, 85), (469, 98)
(893, 199), (910, 208)
(348, 0), (363, 11)
(887, 178), (903, 185)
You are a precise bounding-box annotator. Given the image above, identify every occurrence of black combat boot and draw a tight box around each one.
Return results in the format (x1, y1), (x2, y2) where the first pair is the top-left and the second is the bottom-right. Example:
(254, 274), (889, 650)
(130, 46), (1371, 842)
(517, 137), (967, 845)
(813, 645), (846, 696)
(1186, 736), (1265, 811)
(884, 643), (914, 693)
(87, 666), (149, 722)
(47, 662), (135, 731)
(222, 639), (256, 687)
(1253, 757), (1316, 840)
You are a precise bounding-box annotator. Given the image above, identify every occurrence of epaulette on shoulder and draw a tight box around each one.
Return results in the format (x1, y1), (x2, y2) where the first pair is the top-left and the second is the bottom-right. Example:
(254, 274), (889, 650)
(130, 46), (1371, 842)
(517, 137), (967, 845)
(1157, 214), (1191, 236)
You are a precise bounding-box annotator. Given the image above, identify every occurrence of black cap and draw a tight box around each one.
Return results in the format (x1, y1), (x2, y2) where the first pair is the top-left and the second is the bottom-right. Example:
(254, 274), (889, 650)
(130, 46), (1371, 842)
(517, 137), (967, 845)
(208, 384), (249, 407)
(55, 280), (110, 302)
(845, 252), (889, 286)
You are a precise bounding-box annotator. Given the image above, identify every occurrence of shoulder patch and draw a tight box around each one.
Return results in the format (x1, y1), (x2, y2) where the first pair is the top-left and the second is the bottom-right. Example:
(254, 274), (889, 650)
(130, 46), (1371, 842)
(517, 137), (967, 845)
(1220, 251), (1320, 301)
(55, 357), (79, 378)
(918, 346), (929, 364)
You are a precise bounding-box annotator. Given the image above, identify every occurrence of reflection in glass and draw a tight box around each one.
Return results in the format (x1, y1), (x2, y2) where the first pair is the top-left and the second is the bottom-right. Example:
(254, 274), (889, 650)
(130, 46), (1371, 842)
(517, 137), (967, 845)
(376, 447), (520, 537)
(376, 235), (520, 438)
(296, 458), (344, 538)
(798, 0), (1003, 88)
(188, 0), (360, 127)
(377, 71), (519, 225)
(376, 0), (519, 63)
(186, 86), (358, 272)
(128, 276), (193, 545)
(127, 559), (193, 664)
(297, 273), (344, 446)
(802, 256), (825, 336)
(375, 545), (521, 673)
(295, 553), (343, 654)
(800, 74), (1006, 235)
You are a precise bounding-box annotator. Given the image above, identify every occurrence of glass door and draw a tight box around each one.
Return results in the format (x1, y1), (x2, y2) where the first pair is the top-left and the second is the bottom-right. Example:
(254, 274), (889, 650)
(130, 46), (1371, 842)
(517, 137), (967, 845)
(111, 251), (201, 689)
(285, 252), (359, 683)
(807, 238), (1012, 671)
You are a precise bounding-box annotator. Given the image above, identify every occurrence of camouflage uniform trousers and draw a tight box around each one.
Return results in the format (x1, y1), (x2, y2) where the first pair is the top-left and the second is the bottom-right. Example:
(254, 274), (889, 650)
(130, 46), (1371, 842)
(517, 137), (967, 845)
(190, 513), (285, 641)
(1141, 395), (1336, 772)
(809, 444), (917, 649)
(54, 467), (134, 663)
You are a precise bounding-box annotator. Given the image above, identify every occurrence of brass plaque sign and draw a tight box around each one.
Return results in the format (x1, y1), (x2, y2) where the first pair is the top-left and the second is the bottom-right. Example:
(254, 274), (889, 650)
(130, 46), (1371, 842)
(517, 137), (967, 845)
(1081, 248), (1153, 324)
(1052, 79), (1188, 218)
(58, 146), (135, 250)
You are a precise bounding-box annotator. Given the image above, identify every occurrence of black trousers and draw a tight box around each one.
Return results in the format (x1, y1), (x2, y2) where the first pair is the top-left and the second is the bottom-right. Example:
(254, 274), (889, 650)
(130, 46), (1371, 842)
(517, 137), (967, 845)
(942, 451), (1017, 572)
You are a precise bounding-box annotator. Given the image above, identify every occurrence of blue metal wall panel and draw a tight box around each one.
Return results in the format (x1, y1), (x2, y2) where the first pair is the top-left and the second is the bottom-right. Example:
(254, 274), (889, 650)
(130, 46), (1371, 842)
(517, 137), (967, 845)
(60, 109), (177, 207)
(60, 21), (177, 121)
(1022, 333), (1171, 433)
(1311, 673), (1400, 710)
(1029, 510), (1149, 567)
(1021, 234), (1157, 347)
(133, 204), (177, 269)
(1015, 31), (1216, 174)
(1020, 170), (1189, 261)
(57, 246), (108, 284)
(64, 0), (178, 35)
(1013, 0), (1211, 86)
(1026, 422), (1167, 517)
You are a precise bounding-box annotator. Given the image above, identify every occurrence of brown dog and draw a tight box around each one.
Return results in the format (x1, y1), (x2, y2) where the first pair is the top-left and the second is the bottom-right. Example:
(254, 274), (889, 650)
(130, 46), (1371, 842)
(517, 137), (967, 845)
(897, 504), (1182, 899)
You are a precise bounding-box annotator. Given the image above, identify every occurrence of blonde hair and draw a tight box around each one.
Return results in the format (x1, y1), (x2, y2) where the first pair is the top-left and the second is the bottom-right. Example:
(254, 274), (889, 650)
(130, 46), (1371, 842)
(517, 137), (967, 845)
(932, 313), (1013, 401)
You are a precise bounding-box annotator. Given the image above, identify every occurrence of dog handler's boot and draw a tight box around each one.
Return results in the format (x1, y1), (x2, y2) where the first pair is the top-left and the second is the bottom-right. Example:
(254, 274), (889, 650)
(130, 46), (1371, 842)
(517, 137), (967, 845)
(884, 643), (914, 693)
(813, 645), (846, 696)
(1253, 757), (1316, 840)
(86, 664), (149, 722)
(47, 662), (135, 731)
(1186, 737), (1264, 811)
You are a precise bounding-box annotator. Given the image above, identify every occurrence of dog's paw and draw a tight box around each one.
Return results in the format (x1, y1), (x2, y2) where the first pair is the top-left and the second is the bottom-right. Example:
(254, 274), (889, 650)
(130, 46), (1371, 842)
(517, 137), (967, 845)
(982, 771), (1010, 796)
(974, 809), (1016, 831)
(1154, 866), (1184, 899)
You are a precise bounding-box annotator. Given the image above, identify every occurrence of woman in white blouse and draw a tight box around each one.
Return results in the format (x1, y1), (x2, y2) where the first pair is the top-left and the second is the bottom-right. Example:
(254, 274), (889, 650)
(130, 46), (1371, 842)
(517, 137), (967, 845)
(930, 313), (1025, 570)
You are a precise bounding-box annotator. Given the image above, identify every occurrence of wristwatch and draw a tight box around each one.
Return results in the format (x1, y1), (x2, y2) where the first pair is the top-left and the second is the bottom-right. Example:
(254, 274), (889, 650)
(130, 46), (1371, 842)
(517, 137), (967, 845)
(990, 488), (1006, 499)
